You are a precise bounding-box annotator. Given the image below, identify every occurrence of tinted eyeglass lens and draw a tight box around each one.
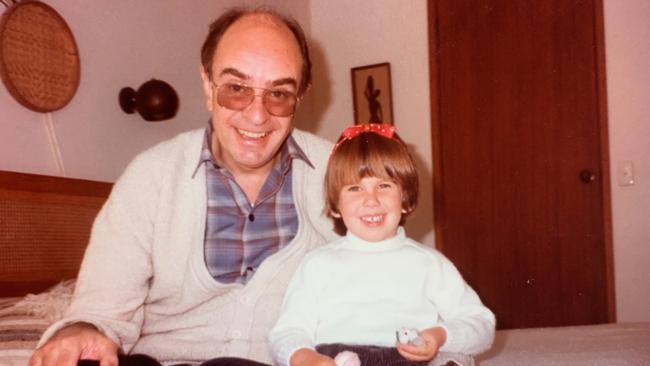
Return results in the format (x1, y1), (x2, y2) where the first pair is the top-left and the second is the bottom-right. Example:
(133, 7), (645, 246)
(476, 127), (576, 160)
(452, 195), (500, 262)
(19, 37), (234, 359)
(263, 90), (297, 117)
(216, 84), (252, 110)
(216, 84), (296, 117)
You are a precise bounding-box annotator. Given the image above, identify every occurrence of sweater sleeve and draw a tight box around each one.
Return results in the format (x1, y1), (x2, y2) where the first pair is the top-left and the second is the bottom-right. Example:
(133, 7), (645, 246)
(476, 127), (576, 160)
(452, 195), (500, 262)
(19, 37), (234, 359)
(269, 254), (322, 366)
(38, 151), (160, 352)
(427, 253), (496, 355)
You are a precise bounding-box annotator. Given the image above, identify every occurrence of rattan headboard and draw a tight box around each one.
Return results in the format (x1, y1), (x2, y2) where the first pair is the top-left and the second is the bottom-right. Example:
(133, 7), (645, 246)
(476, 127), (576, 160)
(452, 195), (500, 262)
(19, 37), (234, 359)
(0, 170), (112, 297)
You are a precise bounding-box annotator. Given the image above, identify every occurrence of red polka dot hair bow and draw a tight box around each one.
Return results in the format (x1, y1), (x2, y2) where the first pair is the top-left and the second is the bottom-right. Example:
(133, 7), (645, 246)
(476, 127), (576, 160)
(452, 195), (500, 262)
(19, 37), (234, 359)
(332, 123), (396, 153)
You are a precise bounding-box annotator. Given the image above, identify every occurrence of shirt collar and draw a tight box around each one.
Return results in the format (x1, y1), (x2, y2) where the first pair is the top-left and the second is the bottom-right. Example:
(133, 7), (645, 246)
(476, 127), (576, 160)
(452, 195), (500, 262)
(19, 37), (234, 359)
(192, 121), (313, 178)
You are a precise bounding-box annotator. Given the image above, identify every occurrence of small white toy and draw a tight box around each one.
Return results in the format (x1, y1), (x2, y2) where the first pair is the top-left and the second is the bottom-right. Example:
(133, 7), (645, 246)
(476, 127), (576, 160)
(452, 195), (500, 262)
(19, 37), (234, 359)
(334, 350), (361, 366)
(396, 327), (425, 347)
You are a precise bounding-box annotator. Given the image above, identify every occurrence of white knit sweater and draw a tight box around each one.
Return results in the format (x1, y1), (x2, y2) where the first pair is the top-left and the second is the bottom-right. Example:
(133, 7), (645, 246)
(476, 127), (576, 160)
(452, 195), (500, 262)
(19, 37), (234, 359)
(270, 228), (495, 366)
(38, 128), (337, 365)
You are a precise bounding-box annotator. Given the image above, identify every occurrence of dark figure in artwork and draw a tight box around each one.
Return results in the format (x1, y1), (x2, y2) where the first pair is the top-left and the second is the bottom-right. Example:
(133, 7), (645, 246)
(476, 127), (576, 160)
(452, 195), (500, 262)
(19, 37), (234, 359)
(364, 75), (383, 122)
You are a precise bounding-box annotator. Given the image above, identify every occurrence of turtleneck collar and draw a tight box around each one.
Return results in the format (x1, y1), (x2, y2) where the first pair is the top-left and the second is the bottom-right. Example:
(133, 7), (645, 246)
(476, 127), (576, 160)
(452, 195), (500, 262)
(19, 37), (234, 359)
(343, 226), (406, 252)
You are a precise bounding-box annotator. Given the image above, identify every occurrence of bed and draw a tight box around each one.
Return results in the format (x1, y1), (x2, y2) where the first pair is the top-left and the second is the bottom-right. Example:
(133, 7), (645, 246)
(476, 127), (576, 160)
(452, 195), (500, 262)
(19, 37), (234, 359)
(476, 322), (650, 365)
(0, 170), (112, 366)
(1, 169), (649, 366)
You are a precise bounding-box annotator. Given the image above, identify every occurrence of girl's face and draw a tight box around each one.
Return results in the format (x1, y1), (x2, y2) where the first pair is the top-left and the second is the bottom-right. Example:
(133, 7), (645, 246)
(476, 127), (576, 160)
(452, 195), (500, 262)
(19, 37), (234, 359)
(334, 176), (404, 242)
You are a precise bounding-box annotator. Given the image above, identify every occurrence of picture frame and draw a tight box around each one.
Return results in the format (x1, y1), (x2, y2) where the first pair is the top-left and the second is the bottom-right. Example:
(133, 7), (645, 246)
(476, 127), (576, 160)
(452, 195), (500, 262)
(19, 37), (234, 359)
(351, 62), (393, 125)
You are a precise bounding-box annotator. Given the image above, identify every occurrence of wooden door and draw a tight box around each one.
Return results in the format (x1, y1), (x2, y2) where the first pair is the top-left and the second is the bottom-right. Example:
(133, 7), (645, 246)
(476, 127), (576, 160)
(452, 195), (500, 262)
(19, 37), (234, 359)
(428, 0), (614, 329)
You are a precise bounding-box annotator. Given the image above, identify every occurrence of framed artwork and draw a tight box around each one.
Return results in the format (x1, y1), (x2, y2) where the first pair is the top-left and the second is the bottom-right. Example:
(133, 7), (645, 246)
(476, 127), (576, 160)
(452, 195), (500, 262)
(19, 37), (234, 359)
(351, 62), (393, 125)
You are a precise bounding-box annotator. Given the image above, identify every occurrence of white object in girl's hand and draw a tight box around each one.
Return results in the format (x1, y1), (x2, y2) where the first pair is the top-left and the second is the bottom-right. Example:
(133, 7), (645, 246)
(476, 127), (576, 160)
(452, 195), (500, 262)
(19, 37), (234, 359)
(334, 350), (361, 366)
(396, 327), (425, 346)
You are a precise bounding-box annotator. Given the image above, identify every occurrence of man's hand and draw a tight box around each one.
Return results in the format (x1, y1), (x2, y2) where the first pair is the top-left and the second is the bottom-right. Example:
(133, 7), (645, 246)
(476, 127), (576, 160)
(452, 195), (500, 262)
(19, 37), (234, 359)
(29, 323), (119, 366)
(396, 326), (447, 362)
(290, 348), (337, 366)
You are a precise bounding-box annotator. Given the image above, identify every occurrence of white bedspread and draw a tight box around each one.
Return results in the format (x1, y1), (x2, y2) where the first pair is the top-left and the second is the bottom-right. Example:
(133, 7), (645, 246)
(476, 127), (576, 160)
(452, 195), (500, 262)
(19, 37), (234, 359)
(477, 322), (650, 365)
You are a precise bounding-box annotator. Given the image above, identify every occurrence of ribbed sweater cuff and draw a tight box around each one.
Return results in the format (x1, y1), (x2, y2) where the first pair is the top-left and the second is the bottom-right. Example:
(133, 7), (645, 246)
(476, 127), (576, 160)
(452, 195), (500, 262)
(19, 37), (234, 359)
(271, 332), (314, 366)
(38, 316), (124, 351)
(438, 322), (467, 353)
(438, 318), (495, 355)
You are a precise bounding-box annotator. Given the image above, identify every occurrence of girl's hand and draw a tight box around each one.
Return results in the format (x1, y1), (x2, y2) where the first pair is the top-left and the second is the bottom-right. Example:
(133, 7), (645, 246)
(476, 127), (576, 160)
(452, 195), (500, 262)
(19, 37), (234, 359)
(290, 348), (337, 366)
(396, 326), (447, 362)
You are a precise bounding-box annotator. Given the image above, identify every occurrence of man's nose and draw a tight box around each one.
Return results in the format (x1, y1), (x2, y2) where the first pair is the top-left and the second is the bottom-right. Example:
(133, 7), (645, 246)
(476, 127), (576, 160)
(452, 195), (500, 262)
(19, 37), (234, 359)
(243, 94), (270, 123)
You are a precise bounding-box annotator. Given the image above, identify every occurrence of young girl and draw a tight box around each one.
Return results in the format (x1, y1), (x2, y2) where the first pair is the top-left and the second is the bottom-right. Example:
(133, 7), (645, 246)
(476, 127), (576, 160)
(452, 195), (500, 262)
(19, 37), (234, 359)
(270, 124), (495, 366)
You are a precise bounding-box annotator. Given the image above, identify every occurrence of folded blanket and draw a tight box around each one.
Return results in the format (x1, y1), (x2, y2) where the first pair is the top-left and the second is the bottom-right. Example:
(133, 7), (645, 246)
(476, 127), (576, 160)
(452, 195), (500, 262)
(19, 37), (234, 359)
(0, 280), (75, 366)
(9, 280), (75, 323)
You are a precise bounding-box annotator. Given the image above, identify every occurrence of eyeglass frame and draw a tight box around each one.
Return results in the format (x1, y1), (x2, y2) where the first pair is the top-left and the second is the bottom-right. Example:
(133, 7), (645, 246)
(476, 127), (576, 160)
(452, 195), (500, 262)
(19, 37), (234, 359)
(210, 81), (301, 117)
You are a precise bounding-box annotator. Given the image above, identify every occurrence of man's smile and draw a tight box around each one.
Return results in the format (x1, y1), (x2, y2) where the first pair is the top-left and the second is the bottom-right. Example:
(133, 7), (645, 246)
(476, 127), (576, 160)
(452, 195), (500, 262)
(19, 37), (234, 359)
(237, 128), (269, 139)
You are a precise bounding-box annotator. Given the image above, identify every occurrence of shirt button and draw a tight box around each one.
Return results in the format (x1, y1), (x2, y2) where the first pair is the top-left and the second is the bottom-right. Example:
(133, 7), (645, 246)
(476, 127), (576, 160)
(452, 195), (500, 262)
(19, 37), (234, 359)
(232, 330), (242, 338)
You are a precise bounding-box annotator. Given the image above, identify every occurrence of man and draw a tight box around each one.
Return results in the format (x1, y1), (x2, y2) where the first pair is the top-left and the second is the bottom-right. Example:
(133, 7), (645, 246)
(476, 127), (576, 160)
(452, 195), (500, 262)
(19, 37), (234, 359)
(29, 8), (336, 366)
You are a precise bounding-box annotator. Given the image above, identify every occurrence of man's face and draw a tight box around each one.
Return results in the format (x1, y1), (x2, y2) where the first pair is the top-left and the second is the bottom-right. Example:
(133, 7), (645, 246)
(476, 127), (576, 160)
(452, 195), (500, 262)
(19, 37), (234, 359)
(201, 14), (303, 175)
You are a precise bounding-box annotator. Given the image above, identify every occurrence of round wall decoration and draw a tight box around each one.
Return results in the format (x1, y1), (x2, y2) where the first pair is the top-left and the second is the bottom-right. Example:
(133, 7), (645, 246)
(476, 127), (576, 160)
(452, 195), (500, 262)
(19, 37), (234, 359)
(0, 1), (80, 112)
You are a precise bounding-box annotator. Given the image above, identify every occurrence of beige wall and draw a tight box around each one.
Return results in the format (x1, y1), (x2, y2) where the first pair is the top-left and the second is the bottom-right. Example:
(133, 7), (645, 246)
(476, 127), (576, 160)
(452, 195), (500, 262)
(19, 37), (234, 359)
(603, 0), (650, 322)
(1, 0), (648, 322)
(0, 0), (309, 182)
(305, 1), (434, 246)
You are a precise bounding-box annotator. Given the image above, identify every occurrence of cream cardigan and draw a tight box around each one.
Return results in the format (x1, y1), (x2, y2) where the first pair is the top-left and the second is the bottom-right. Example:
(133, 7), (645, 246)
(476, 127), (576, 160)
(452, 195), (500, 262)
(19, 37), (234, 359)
(38, 128), (337, 365)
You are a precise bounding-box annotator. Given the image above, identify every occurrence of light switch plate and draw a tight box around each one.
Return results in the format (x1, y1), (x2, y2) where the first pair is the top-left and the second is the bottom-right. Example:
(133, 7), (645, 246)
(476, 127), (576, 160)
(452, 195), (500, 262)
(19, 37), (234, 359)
(617, 160), (635, 186)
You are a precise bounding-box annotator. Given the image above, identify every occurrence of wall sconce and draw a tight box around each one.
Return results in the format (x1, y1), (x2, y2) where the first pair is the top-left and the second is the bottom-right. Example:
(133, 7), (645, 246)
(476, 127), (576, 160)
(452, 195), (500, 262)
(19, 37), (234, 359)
(119, 79), (179, 121)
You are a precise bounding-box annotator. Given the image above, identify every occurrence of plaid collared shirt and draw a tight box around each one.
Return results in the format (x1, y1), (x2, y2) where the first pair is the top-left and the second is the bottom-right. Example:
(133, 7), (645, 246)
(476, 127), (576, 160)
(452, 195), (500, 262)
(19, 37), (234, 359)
(198, 124), (312, 284)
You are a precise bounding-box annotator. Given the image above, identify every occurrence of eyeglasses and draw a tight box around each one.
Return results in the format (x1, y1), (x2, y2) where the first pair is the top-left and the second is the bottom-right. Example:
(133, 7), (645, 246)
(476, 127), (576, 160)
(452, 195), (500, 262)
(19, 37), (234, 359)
(211, 82), (298, 117)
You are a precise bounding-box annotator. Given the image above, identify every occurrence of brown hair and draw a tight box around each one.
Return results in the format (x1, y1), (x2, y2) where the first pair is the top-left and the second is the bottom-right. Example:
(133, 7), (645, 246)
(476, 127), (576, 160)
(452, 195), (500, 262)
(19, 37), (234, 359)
(325, 131), (419, 235)
(200, 7), (312, 97)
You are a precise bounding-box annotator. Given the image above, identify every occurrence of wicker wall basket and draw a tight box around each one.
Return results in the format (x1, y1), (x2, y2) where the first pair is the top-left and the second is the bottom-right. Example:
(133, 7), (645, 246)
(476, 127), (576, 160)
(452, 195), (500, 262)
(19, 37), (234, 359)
(0, 0), (80, 112)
